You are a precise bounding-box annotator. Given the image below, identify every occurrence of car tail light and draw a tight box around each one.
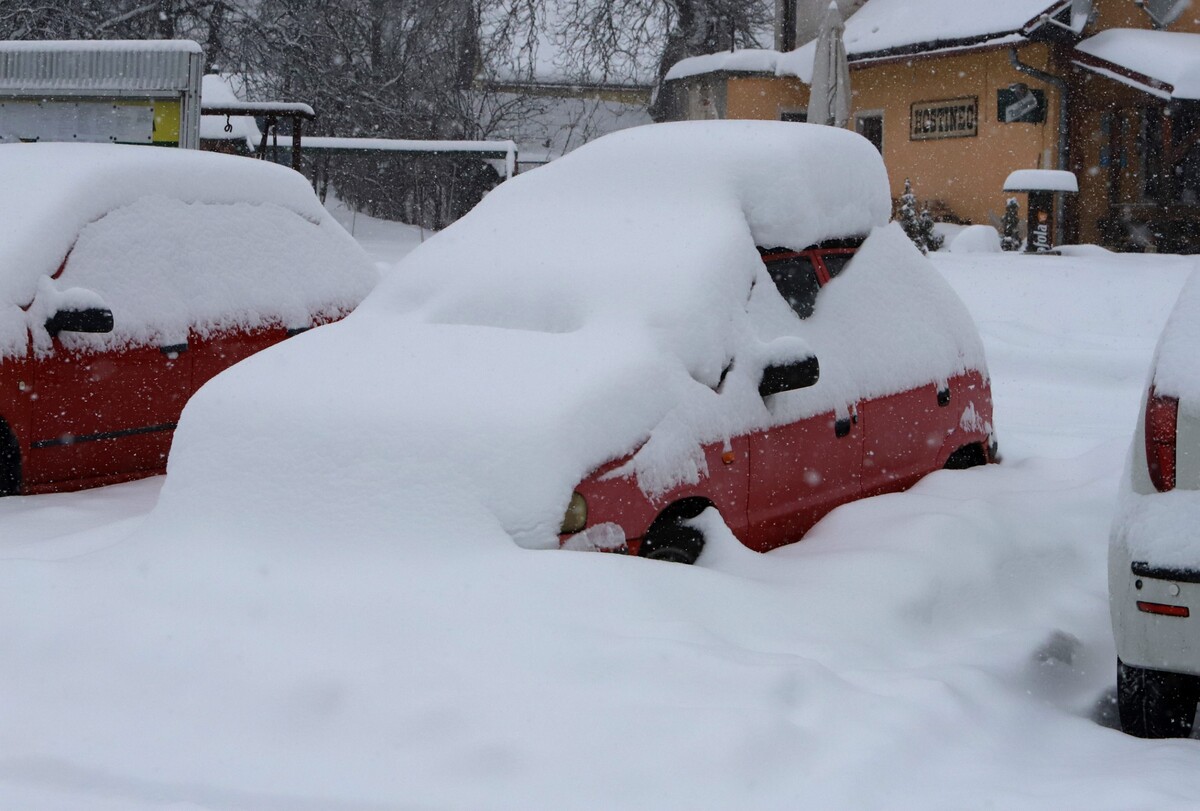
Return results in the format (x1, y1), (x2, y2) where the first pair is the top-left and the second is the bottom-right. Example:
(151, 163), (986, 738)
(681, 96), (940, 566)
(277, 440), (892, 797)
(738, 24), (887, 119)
(1146, 388), (1179, 492)
(1137, 601), (1190, 618)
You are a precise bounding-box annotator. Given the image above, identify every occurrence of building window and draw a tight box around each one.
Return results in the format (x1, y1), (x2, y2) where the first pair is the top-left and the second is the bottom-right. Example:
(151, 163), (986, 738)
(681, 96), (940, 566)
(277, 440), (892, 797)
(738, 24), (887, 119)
(1141, 108), (1164, 202)
(781, 110), (807, 123)
(1138, 104), (1200, 206)
(856, 112), (883, 152)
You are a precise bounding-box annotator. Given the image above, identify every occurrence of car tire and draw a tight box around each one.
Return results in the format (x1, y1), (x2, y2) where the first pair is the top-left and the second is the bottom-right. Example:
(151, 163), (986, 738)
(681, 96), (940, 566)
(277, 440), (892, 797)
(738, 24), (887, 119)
(1117, 659), (1200, 738)
(0, 421), (19, 496)
(943, 443), (987, 470)
(640, 500), (709, 565)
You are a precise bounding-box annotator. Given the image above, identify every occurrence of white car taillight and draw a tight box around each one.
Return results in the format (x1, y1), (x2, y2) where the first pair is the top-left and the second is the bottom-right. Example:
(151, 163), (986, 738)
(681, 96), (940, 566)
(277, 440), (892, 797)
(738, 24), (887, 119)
(1146, 387), (1179, 492)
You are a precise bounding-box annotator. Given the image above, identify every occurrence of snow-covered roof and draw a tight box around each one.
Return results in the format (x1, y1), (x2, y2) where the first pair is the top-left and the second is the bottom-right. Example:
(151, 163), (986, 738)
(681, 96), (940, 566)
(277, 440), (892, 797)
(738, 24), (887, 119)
(0, 39), (202, 94)
(668, 0), (1063, 84)
(664, 49), (782, 82)
(1074, 29), (1200, 101)
(0, 143), (371, 355)
(199, 74), (261, 148)
(0, 39), (201, 53)
(831, 0), (1058, 57)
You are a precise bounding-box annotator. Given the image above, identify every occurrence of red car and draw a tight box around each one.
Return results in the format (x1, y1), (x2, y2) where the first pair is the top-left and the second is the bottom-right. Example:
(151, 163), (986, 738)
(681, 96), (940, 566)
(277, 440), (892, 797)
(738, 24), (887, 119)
(0, 143), (376, 495)
(153, 122), (994, 560)
(559, 238), (996, 563)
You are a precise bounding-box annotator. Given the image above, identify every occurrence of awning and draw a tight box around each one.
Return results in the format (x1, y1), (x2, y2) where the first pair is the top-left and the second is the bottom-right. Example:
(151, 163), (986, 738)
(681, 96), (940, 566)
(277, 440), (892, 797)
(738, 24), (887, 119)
(1073, 29), (1200, 101)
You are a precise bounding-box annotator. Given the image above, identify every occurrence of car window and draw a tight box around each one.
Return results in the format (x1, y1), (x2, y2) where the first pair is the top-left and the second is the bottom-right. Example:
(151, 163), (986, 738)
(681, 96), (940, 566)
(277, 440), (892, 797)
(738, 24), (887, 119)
(819, 252), (854, 279)
(765, 255), (821, 319)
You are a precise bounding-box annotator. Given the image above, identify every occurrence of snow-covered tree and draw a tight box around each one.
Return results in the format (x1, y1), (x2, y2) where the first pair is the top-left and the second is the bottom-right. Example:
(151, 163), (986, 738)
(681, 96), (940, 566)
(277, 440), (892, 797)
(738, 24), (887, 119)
(1001, 197), (1022, 251)
(918, 205), (944, 253)
(898, 178), (923, 251)
(0, 1), (243, 72)
(484, 0), (772, 119)
(897, 178), (942, 254)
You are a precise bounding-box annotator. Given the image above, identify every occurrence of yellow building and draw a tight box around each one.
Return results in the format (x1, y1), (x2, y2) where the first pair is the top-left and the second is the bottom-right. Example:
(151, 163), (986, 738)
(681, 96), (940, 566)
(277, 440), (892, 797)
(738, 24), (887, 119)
(659, 0), (1200, 251)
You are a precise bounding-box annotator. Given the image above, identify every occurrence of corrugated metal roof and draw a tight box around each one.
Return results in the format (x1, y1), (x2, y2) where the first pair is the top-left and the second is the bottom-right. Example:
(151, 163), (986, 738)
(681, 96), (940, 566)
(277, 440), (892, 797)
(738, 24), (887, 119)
(0, 40), (201, 94)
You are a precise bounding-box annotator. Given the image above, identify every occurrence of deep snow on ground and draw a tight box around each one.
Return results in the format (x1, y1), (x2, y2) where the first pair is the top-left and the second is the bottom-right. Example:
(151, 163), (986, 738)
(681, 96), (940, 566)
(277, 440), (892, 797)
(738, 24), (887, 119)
(3, 244), (1200, 809)
(324, 196), (430, 269)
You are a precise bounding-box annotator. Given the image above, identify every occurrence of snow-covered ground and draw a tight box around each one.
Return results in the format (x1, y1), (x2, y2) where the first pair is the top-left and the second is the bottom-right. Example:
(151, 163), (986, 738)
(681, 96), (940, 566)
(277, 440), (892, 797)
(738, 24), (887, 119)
(3, 241), (1200, 809)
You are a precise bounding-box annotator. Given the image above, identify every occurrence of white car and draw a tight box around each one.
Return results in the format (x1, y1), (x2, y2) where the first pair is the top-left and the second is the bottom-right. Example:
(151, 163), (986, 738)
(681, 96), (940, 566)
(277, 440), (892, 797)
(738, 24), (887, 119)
(1111, 272), (1200, 737)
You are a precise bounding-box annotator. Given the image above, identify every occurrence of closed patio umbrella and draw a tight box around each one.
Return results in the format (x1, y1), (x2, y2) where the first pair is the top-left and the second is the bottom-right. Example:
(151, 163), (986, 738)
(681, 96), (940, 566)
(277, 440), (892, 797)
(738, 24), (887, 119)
(808, 1), (851, 127)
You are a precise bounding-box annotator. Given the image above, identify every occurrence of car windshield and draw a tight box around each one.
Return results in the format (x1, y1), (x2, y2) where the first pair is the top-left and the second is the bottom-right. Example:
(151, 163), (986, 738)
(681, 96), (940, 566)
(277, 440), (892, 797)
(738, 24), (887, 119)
(765, 254), (821, 319)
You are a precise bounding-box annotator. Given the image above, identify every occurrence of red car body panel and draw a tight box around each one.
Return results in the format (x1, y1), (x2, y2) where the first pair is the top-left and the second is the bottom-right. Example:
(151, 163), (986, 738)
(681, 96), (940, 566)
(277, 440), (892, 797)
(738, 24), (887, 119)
(27, 340), (190, 489)
(5, 318), (338, 496)
(559, 244), (995, 556)
(564, 369), (992, 555)
(746, 408), (864, 552)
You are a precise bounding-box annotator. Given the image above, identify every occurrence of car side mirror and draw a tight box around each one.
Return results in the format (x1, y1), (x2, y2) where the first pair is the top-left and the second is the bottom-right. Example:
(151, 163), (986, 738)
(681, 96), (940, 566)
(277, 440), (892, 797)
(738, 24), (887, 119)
(46, 307), (114, 337)
(759, 355), (820, 398)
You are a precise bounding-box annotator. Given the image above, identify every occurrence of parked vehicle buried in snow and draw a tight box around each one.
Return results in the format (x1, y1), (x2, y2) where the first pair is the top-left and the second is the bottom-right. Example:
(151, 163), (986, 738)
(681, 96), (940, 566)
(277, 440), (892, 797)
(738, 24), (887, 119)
(560, 239), (997, 563)
(158, 121), (996, 557)
(0, 143), (376, 495)
(1110, 272), (1200, 737)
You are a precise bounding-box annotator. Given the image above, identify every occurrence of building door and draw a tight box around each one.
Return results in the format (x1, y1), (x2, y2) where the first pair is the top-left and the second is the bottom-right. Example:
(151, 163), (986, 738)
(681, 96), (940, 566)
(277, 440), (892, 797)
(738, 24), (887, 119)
(856, 113), (883, 153)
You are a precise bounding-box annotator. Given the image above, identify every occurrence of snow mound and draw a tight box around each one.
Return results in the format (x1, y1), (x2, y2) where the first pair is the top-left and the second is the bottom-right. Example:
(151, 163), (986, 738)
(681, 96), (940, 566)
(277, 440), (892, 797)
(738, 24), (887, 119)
(948, 225), (1002, 254)
(160, 121), (983, 549)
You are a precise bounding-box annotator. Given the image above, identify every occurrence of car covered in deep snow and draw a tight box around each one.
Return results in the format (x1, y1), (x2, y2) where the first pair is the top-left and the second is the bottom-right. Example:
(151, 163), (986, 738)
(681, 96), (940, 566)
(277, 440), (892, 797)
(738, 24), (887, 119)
(1110, 272), (1200, 737)
(157, 121), (995, 558)
(0, 143), (377, 495)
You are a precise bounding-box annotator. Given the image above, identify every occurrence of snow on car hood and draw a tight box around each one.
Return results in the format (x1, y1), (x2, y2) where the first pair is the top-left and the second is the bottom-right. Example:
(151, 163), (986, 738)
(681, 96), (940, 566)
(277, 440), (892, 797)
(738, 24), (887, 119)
(160, 122), (987, 548)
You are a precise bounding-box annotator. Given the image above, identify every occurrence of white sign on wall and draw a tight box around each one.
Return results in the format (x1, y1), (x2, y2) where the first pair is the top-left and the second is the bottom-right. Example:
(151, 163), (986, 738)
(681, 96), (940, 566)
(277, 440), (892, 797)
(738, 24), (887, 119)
(0, 100), (154, 144)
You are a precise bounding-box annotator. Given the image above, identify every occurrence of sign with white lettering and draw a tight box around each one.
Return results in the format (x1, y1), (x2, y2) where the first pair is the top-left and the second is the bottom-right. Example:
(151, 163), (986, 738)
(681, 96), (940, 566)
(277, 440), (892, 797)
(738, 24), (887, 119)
(910, 97), (978, 141)
(998, 86), (1046, 124)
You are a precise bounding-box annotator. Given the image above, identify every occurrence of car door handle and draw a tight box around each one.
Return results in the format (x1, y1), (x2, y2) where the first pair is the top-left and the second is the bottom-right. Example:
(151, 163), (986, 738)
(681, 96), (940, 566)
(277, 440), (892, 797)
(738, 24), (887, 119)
(835, 416), (853, 438)
(160, 343), (189, 356)
(937, 385), (951, 407)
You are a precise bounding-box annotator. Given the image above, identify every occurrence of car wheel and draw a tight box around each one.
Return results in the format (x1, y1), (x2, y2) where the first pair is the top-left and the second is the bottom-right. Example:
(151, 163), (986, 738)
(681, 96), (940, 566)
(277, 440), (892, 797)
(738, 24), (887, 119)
(1117, 659), (1200, 738)
(640, 499), (709, 565)
(0, 421), (19, 496)
(943, 443), (987, 469)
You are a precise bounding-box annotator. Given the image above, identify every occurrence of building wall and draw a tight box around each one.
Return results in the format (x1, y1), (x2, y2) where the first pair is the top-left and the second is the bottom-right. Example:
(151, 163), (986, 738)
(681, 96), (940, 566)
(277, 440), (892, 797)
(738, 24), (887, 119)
(726, 76), (809, 120)
(720, 44), (1062, 227)
(849, 44), (1061, 226)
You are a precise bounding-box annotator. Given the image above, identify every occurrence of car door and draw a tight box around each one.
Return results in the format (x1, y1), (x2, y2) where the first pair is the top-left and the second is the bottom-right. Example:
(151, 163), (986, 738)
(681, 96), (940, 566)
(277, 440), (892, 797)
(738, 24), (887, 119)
(27, 331), (191, 489)
(859, 380), (950, 498)
(744, 250), (864, 551)
(746, 406), (863, 552)
(190, 323), (293, 393)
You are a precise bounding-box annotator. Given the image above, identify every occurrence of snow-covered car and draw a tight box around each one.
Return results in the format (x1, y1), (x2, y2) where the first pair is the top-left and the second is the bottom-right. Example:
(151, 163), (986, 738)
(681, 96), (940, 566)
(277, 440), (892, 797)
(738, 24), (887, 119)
(159, 121), (995, 558)
(0, 143), (376, 496)
(1110, 272), (1200, 737)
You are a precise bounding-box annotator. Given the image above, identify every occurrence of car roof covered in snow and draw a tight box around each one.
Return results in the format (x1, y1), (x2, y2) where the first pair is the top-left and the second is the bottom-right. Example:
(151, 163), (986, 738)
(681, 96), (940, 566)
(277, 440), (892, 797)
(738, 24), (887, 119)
(0, 143), (333, 310)
(0, 143), (376, 359)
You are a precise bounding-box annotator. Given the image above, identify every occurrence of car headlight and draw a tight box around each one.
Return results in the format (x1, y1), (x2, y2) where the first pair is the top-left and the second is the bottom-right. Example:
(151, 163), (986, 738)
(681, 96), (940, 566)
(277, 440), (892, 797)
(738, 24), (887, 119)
(561, 491), (587, 534)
